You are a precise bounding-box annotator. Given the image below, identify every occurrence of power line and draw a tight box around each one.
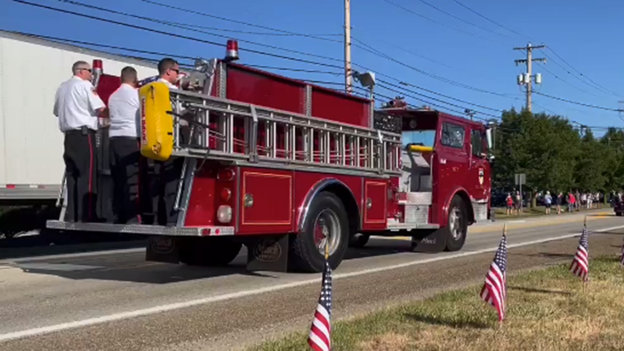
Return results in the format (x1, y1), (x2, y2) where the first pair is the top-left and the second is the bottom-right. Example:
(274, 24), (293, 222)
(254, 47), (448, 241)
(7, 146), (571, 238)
(25, 0), (520, 103)
(379, 79), (503, 112)
(377, 82), (499, 119)
(537, 62), (598, 97)
(9, 0), (346, 69)
(356, 34), (459, 71)
(135, 0), (342, 43)
(415, 0), (514, 40)
(533, 91), (623, 112)
(380, 0), (505, 45)
(350, 37), (517, 98)
(450, 0), (530, 41)
(545, 46), (622, 98)
(54, 0), (343, 63)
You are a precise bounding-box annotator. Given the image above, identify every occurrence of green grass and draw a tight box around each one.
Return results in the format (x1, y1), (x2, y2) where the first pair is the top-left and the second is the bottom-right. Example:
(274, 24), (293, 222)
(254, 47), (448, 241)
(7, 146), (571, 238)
(250, 256), (624, 351)
(493, 206), (605, 219)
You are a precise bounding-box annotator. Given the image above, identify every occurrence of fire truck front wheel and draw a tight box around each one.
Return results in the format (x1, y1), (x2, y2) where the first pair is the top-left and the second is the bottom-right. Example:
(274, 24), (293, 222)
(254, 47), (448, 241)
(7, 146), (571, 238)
(292, 192), (350, 273)
(444, 195), (468, 251)
(178, 237), (242, 266)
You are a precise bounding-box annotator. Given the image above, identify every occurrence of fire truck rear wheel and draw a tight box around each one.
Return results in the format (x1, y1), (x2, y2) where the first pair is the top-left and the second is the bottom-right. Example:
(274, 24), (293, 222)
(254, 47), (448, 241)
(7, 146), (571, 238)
(178, 237), (242, 266)
(444, 195), (468, 252)
(292, 191), (349, 273)
(349, 233), (370, 248)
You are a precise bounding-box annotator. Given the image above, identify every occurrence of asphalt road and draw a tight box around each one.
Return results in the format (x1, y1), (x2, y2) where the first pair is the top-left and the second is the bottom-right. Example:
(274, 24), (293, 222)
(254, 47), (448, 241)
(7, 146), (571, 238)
(0, 210), (622, 351)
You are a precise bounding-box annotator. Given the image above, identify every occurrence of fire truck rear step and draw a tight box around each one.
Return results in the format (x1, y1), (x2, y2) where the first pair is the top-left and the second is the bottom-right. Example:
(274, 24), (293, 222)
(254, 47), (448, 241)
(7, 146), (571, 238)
(46, 220), (235, 236)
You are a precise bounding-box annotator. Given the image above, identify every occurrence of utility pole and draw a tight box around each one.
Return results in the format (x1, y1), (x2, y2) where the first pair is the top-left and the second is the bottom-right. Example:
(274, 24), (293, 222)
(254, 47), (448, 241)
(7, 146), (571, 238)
(514, 43), (546, 113)
(344, 0), (353, 94)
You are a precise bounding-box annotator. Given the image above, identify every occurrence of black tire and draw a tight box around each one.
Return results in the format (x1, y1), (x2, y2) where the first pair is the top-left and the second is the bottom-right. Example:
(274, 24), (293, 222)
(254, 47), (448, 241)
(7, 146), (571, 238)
(179, 237), (242, 266)
(349, 233), (370, 248)
(292, 191), (350, 273)
(444, 195), (468, 252)
(617, 212), (623, 217)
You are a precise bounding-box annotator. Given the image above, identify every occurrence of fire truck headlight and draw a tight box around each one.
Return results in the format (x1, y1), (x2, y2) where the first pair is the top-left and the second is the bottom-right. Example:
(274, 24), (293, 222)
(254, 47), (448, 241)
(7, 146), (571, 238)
(217, 205), (232, 223)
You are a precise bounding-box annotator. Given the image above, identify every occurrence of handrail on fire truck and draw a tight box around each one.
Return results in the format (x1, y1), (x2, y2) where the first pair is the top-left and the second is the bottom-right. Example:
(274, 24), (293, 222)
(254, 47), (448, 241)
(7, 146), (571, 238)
(167, 88), (403, 176)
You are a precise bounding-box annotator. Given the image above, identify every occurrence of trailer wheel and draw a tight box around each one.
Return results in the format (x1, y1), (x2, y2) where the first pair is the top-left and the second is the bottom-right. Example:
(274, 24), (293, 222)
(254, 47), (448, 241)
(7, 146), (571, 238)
(179, 237), (242, 266)
(444, 195), (468, 252)
(292, 192), (349, 273)
(349, 233), (370, 248)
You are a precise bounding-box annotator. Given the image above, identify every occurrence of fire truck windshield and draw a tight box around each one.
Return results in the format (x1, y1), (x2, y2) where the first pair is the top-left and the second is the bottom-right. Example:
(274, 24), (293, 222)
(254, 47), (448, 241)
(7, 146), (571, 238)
(402, 129), (435, 148)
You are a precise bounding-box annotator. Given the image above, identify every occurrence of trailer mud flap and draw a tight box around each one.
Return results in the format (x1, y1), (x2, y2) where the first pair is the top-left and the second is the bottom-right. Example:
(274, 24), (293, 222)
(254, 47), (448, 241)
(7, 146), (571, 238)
(410, 229), (446, 253)
(146, 236), (180, 263)
(246, 234), (289, 272)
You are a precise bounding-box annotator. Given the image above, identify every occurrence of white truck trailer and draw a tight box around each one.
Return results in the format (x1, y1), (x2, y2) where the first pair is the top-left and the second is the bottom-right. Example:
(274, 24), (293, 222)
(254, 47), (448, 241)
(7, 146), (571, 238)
(0, 30), (158, 237)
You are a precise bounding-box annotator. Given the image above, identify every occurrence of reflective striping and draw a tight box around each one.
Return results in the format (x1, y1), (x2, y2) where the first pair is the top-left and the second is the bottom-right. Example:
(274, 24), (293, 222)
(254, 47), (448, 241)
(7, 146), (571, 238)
(0, 184), (58, 189)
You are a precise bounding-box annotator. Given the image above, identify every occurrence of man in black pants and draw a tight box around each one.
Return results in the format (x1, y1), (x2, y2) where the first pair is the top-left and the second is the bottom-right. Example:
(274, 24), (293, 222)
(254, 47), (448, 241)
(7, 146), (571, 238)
(153, 58), (189, 226)
(54, 60), (106, 222)
(108, 66), (142, 224)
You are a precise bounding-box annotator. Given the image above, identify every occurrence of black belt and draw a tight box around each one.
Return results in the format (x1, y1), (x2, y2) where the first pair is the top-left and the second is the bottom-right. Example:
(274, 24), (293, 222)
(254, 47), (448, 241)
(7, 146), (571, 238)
(65, 126), (96, 135)
(110, 136), (140, 140)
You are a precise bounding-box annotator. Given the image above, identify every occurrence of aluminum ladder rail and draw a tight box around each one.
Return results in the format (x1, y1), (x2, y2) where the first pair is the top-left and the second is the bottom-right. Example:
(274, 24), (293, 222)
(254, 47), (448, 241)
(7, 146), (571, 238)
(167, 90), (403, 177)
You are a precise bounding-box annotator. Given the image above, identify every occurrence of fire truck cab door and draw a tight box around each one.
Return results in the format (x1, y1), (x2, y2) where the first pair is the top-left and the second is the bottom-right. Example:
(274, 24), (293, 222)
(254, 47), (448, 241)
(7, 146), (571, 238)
(436, 121), (469, 197)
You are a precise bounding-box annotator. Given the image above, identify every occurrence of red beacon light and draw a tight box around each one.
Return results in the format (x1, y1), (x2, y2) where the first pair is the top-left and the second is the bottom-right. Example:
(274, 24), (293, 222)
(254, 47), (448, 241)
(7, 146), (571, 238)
(92, 59), (103, 73)
(224, 39), (239, 62)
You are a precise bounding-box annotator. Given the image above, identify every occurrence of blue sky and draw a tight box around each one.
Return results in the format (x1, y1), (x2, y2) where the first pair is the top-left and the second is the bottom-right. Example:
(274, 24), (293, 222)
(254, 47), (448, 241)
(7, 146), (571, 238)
(3, 0), (623, 131)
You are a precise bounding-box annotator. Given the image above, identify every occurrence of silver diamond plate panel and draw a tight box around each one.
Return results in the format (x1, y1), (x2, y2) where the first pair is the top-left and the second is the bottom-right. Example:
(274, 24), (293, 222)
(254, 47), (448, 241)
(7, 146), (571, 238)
(473, 202), (488, 221)
(404, 204), (429, 224)
(405, 192), (432, 205)
(46, 221), (235, 236)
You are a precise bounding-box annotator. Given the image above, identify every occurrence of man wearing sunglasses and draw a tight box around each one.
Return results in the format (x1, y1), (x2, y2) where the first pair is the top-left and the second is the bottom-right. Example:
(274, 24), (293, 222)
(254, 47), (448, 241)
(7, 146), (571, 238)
(53, 60), (106, 223)
(150, 58), (190, 226)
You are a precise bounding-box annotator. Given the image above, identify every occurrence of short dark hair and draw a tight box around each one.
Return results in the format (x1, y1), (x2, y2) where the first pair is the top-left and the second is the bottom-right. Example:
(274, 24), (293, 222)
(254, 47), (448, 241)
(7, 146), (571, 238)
(157, 58), (178, 75)
(120, 66), (138, 84)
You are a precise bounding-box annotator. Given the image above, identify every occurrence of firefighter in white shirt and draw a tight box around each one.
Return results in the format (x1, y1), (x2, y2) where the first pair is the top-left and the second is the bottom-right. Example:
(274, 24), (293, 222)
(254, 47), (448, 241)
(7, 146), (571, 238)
(53, 60), (106, 222)
(152, 58), (189, 226)
(108, 66), (142, 224)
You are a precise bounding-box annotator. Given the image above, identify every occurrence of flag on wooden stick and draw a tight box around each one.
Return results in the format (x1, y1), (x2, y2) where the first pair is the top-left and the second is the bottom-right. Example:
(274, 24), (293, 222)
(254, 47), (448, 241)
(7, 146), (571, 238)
(570, 220), (589, 282)
(308, 241), (333, 351)
(480, 224), (508, 322)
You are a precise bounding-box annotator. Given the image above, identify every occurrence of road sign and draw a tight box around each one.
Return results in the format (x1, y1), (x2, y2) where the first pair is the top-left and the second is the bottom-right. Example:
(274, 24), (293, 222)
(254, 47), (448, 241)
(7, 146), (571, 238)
(515, 173), (526, 186)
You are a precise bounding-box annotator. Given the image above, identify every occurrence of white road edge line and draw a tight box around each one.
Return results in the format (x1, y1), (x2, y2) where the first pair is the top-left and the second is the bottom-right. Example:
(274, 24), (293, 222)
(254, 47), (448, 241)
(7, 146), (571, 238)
(3, 247), (145, 263)
(0, 224), (622, 343)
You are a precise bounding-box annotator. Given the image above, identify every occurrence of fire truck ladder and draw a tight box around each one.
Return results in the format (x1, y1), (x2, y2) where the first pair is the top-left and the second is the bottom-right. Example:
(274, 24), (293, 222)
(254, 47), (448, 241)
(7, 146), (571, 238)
(168, 88), (403, 225)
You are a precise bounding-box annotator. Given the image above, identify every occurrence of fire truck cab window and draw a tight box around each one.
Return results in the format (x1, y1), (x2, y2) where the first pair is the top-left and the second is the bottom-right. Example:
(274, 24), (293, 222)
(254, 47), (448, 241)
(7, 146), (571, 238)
(441, 122), (465, 149)
(402, 129), (435, 148)
(471, 129), (483, 156)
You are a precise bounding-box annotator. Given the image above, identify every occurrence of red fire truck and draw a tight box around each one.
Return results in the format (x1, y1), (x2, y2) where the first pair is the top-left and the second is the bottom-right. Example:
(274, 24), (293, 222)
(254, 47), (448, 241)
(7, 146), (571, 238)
(46, 41), (495, 273)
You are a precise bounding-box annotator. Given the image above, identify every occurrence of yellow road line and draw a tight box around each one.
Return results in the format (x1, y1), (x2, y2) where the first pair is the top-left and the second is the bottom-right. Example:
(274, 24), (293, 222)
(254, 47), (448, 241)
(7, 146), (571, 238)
(378, 212), (613, 241)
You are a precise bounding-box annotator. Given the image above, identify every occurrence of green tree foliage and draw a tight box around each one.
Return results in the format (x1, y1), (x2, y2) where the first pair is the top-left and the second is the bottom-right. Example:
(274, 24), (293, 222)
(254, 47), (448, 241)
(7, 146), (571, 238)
(491, 109), (621, 193)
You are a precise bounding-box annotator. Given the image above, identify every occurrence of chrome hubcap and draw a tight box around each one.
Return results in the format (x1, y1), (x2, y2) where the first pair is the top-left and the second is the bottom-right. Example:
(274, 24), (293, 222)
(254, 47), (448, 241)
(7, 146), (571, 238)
(449, 207), (463, 240)
(313, 209), (341, 256)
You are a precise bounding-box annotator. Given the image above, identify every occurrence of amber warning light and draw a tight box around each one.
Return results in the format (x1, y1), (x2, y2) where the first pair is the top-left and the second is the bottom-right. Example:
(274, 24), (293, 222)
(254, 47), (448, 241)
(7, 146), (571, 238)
(224, 40), (239, 62)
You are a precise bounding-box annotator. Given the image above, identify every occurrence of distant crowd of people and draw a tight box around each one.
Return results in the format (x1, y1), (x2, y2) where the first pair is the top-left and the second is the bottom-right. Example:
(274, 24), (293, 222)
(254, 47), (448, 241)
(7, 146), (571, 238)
(504, 190), (606, 216)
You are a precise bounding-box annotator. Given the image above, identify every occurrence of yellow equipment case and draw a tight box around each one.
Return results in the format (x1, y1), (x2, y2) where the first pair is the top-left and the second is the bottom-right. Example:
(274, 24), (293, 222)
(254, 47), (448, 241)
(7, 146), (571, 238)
(139, 82), (174, 161)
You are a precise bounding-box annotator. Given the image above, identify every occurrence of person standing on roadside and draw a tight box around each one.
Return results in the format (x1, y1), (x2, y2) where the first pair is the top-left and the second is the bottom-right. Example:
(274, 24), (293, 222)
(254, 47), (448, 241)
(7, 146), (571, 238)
(108, 66), (142, 224)
(53, 60), (106, 222)
(543, 191), (552, 215)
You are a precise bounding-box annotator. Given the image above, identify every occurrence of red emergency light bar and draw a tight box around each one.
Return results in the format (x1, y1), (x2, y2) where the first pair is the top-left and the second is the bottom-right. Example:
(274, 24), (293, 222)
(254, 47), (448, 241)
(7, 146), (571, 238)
(225, 39), (239, 62)
(92, 59), (103, 70)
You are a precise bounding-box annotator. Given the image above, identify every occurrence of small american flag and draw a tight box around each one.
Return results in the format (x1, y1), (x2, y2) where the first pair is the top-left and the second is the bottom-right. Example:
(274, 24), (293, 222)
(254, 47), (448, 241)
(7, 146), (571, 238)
(308, 247), (333, 351)
(480, 234), (507, 321)
(570, 225), (589, 281)
(620, 240), (624, 267)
